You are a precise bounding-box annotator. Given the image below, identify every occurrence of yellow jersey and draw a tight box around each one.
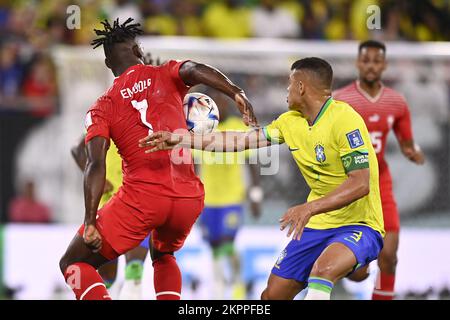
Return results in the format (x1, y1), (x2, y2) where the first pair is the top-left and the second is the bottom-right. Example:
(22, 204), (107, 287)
(197, 116), (251, 206)
(263, 98), (384, 236)
(99, 141), (123, 208)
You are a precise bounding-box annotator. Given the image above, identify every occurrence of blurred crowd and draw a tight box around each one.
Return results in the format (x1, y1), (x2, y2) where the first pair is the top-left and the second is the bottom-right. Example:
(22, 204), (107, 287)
(1, 0), (449, 116)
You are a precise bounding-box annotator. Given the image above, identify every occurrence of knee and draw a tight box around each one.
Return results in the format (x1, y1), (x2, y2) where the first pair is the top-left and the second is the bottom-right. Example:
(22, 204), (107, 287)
(378, 251), (398, 273)
(310, 262), (336, 282)
(261, 287), (276, 300)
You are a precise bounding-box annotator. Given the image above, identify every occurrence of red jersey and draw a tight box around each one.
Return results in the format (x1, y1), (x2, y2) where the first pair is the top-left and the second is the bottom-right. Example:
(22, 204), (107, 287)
(84, 60), (204, 202)
(334, 81), (413, 175)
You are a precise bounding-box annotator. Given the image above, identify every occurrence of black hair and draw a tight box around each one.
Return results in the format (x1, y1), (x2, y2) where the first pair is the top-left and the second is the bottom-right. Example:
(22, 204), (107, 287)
(291, 57), (333, 88)
(91, 18), (143, 56)
(358, 40), (386, 54)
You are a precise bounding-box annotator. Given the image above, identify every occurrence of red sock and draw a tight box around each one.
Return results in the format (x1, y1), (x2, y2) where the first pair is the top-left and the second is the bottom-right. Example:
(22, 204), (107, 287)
(153, 254), (182, 300)
(64, 262), (111, 300)
(372, 272), (395, 300)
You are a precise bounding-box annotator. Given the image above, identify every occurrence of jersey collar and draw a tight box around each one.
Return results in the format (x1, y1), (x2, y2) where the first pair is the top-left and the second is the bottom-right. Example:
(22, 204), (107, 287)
(310, 97), (333, 126)
(355, 80), (384, 103)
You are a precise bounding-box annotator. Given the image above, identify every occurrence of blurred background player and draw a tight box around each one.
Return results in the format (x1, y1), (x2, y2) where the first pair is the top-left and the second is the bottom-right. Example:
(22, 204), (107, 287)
(71, 136), (148, 300)
(334, 40), (425, 300)
(194, 91), (262, 299)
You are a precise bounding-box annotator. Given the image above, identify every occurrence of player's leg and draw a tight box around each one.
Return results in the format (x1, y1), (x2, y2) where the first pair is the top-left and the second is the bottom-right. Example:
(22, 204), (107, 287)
(261, 273), (305, 300)
(372, 190), (400, 300)
(305, 243), (357, 300)
(261, 228), (330, 300)
(118, 237), (149, 300)
(151, 197), (204, 300)
(304, 225), (383, 300)
(373, 231), (399, 300)
(59, 233), (114, 300)
(97, 259), (118, 290)
(199, 206), (227, 299)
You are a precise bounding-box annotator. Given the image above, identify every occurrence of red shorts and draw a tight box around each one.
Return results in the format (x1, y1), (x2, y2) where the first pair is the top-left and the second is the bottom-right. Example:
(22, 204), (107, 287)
(379, 172), (400, 233)
(77, 192), (204, 260)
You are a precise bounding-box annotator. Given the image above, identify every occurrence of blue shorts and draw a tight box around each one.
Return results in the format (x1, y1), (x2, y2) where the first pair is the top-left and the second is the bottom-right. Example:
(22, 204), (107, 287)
(272, 225), (383, 283)
(199, 205), (243, 245)
(139, 234), (151, 249)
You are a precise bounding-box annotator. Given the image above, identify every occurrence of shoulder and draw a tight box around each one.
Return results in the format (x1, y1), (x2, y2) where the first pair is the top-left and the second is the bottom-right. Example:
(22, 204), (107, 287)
(383, 86), (408, 105)
(277, 110), (302, 122)
(330, 100), (365, 127)
(91, 94), (113, 111)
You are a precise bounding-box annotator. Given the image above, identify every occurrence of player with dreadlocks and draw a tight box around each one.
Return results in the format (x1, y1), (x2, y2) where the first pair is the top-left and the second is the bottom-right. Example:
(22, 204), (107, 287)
(59, 18), (258, 300)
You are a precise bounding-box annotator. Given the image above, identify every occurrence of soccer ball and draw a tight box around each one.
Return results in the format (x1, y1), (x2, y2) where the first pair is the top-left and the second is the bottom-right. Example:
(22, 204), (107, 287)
(183, 92), (220, 134)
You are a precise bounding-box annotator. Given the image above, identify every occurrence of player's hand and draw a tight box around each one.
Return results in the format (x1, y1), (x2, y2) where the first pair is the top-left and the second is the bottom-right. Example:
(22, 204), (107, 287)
(234, 92), (258, 127)
(279, 203), (313, 241)
(83, 224), (102, 253)
(139, 131), (182, 153)
(404, 144), (425, 165)
(103, 179), (114, 194)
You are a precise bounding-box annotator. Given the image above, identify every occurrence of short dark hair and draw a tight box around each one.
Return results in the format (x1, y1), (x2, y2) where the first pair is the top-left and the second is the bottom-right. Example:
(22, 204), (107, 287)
(291, 57), (333, 89)
(91, 18), (143, 56)
(359, 40), (386, 54)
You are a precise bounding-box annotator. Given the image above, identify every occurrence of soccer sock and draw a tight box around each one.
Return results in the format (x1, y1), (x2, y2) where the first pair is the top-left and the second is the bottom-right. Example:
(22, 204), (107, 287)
(212, 256), (226, 299)
(153, 254), (182, 300)
(125, 259), (144, 281)
(64, 262), (111, 300)
(118, 260), (144, 300)
(372, 272), (395, 300)
(304, 277), (334, 300)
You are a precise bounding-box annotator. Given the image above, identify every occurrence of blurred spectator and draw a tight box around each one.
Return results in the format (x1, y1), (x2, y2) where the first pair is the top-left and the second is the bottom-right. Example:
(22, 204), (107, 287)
(8, 180), (51, 223)
(170, 0), (203, 36)
(0, 41), (24, 109)
(107, 0), (143, 25)
(251, 0), (300, 38)
(22, 54), (57, 117)
(202, 0), (251, 38)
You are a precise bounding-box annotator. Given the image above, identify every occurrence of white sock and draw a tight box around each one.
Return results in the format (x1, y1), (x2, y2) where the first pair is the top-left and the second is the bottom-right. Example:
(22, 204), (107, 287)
(304, 287), (331, 300)
(304, 277), (333, 300)
(118, 280), (142, 300)
(212, 257), (226, 300)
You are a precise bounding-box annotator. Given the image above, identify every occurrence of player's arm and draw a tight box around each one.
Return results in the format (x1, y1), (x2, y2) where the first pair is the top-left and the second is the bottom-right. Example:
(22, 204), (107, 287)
(71, 135), (87, 171)
(178, 61), (258, 126)
(71, 134), (114, 193)
(139, 128), (270, 153)
(394, 99), (425, 165)
(399, 140), (425, 165)
(83, 136), (109, 252)
(280, 168), (370, 240)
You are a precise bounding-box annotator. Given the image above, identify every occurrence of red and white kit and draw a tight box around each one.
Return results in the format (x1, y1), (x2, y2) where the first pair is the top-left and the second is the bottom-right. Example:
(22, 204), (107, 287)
(334, 81), (413, 232)
(79, 60), (204, 259)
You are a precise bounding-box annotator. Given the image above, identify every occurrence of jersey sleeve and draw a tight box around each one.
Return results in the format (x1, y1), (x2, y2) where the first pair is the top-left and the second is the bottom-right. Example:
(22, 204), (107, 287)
(84, 97), (112, 144)
(166, 59), (190, 92)
(262, 115), (285, 144)
(393, 96), (413, 142)
(334, 112), (370, 173)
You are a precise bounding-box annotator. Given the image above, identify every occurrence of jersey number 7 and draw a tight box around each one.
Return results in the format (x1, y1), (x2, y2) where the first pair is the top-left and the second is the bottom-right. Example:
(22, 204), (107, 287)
(132, 99), (153, 134)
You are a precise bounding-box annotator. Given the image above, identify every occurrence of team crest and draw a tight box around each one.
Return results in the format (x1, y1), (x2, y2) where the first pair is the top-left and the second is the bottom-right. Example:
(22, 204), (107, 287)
(315, 144), (326, 163)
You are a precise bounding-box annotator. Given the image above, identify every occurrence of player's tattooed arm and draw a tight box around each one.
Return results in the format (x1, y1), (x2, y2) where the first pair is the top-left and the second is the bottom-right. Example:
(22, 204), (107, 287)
(399, 140), (425, 165)
(84, 136), (108, 227)
(280, 168), (370, 240)
(139, 128), (270, 153)
(178, 61), (258, 127)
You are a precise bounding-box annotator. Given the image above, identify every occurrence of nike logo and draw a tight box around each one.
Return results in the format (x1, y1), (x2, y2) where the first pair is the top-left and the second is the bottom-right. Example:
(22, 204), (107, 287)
(288, 147), (299, 152)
